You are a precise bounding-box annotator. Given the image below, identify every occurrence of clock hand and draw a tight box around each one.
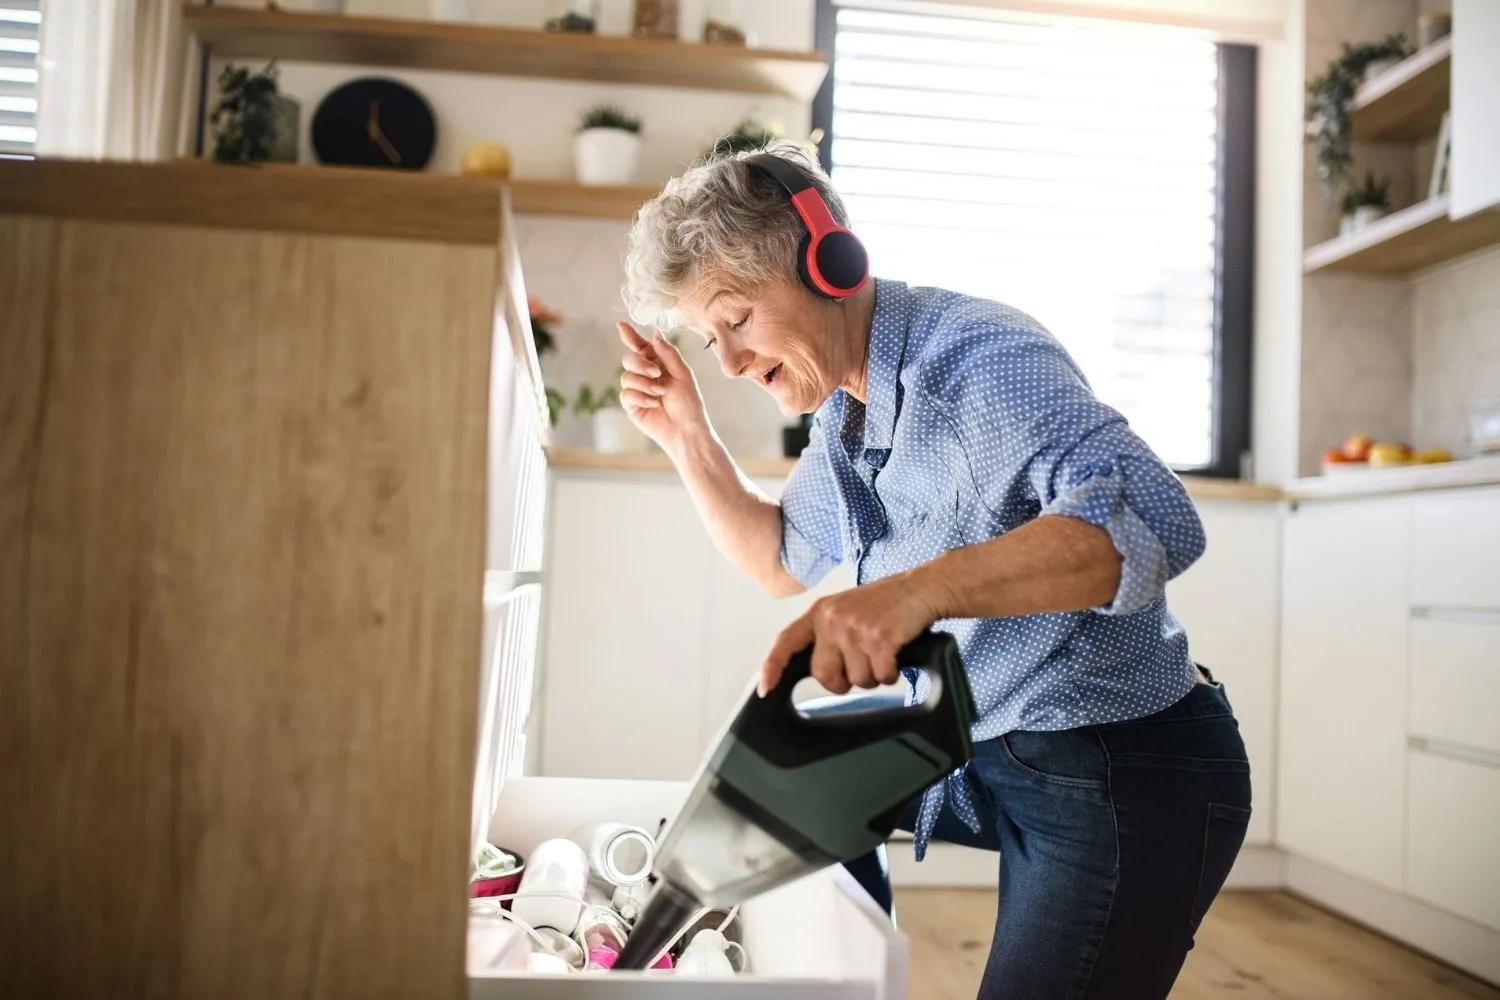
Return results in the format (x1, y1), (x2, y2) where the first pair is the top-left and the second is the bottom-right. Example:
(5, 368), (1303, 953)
(372, 128), (403, 165)
(367, 99), (379, 139)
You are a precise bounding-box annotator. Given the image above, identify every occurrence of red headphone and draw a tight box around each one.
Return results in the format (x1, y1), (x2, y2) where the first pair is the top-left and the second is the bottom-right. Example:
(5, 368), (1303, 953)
(745, 153), (869, 300)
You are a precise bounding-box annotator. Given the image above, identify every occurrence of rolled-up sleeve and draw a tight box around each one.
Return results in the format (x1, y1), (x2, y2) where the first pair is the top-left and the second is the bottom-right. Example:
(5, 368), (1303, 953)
(779, 415), (844, 589)
(926, 316), (1205, 616)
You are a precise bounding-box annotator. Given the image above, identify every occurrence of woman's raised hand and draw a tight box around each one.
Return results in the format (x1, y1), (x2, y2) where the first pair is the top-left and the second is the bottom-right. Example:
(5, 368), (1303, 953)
(617, 321), (710, 454)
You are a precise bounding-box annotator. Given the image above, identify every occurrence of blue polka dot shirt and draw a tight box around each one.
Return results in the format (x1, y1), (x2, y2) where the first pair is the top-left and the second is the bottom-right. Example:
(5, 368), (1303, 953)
(779, 279), (1206, 859)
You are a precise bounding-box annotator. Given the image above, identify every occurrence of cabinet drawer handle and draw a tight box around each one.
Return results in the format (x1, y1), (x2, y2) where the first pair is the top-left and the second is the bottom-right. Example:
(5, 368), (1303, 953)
(485, 571), (543, 606)
(1410, 606), (1500, 625)
(1409, 736), (1500, 770)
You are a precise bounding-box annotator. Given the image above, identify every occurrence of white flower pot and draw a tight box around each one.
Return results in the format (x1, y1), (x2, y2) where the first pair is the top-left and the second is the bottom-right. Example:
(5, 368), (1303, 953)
(1339, 213), (1357, 237)
(591, 409), (650, 453)
(1352, 205), (1388, 231)
(1364, 57), (1400, 84)
(430, 0), (474, 20)
(574, 128), (642, 186)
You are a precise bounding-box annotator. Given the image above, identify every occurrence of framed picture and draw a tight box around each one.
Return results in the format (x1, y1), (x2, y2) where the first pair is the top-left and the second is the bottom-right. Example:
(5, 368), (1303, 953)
(1429, 110), (1452, 200)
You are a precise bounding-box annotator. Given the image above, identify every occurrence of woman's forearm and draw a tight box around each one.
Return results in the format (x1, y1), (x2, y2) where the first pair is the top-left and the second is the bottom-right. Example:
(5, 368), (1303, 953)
(670, 425), (805, 598)
(912, 514), (1123, 620)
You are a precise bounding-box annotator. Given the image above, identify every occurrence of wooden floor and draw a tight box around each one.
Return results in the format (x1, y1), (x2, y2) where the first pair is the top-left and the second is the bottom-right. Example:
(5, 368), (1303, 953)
(897, 889), (1500, 1000)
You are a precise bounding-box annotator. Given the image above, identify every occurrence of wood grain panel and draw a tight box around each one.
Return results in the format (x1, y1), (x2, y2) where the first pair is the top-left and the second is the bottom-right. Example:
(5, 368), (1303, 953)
(509, 179), (659, 221)
(1303, 195), (1500, 274)
(0, 217), (496, 999)
(544, 447), (1286, 501)
(0, 159), (506, 245)
(1351, 37), (1451, 142)
(183, 5), (829, 101)
(894, 889), (1500, 1000)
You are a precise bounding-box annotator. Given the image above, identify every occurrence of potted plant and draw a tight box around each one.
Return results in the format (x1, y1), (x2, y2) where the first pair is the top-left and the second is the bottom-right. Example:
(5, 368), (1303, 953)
(528, 296), (561, 360)
(702, 115), (783, 160)
(574, 104), (643, 186)
(574, 383), (649, 453)
(1305, 34), (1411, 205)
(1341, 171), (1391, 234)
(210, 62), (285, 164)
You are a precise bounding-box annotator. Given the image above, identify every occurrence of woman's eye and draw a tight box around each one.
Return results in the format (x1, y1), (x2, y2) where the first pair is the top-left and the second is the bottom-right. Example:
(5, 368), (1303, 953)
(731, 315), (749, 330)
(704, 337), (718, 351)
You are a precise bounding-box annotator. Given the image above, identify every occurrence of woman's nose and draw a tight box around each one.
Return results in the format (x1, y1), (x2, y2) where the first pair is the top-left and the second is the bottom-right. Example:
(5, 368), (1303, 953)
(719, 342), (755, 379)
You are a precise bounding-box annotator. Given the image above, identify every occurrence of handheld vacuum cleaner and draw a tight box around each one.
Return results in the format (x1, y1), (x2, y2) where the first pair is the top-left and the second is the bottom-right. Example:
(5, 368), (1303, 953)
(613, 630), (976, 970)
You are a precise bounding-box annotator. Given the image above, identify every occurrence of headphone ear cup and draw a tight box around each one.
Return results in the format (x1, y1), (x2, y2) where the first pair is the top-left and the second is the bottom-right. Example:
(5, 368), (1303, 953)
(814, 230), (869, 295)
(795, 233), (831, 299)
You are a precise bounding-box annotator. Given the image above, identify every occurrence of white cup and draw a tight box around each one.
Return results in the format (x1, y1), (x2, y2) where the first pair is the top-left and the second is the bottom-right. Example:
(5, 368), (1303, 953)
(675, 929), (737, 977)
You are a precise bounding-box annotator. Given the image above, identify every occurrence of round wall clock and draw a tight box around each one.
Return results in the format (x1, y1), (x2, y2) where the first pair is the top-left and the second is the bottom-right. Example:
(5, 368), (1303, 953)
(311, 77), (437, 171)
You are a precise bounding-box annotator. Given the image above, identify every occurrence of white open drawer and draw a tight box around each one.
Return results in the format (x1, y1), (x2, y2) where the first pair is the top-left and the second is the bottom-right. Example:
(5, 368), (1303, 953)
(469, 777), (908, 1000)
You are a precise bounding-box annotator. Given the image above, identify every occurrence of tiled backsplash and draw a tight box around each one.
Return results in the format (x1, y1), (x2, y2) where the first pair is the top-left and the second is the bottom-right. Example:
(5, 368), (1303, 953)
(1299, 274), (1415, 473)
(1412, 249), (1500, 453)
(514, 217), (791, 459)
(1299, 0), (1420, 474)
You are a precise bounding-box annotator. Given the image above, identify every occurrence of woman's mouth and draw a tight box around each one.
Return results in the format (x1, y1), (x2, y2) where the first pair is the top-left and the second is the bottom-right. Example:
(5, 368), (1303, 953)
(759, 363), (783, 388)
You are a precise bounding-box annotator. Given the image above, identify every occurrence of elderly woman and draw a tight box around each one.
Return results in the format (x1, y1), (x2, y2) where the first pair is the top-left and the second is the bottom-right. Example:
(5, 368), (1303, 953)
(617, 141), (1251, 1000)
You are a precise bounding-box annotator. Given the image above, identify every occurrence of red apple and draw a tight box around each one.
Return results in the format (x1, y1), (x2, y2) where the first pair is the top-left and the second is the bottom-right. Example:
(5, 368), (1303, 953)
(1323, 447), (1356, 465)
(1341, 434), (1374, 462)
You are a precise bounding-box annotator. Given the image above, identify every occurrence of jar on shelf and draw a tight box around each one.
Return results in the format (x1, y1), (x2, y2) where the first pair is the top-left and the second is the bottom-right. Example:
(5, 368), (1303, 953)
(546, 0), (598, 33)
(632, 0), (679, 39)
(703, 0), (751, 46)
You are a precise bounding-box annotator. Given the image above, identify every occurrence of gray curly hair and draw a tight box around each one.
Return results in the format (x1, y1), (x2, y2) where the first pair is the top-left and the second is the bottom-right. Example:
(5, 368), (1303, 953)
(622, 139), (852, 330)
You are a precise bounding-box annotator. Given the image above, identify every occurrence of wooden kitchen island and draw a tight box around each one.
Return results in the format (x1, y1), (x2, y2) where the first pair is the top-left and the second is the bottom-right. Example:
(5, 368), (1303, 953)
(0, 160), (545, 999)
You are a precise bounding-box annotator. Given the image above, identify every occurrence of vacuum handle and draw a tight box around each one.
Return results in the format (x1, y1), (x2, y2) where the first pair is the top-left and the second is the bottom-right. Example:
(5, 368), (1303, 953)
(765, 630), (953, 707)
(744, 630), (977, 767)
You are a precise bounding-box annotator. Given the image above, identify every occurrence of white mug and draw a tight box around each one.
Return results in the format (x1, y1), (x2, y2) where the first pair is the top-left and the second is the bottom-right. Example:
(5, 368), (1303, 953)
(675, 929), (737, 977)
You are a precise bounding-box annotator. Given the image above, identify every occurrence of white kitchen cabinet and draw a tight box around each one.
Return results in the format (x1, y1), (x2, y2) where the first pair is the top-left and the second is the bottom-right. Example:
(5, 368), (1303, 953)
(1451, 0), (1500, 219)
(1406, 749), (1500, 931)
(703, 477), (854, 731)
(539, 473), (851, 782)
(1277, 497), (1410, 890)
(1410, 489), (1500, 610)
(1409, 612), (1500, 758)
(1166, 501), (1281, 846)
(538, 475), (715, 780)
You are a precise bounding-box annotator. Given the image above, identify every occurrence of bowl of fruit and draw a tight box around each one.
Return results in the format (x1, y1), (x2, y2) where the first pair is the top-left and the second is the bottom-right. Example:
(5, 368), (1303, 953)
(1323, 434), (1452, 474)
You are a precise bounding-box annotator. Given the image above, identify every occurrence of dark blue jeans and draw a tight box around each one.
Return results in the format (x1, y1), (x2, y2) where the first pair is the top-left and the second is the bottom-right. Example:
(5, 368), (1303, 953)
(844, 678), (1252, 1000)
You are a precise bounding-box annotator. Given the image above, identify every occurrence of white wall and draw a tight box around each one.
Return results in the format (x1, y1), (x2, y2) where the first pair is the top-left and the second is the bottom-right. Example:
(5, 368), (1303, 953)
(1412, 247), (1500, 454)
(1252, 0), (1307, 485)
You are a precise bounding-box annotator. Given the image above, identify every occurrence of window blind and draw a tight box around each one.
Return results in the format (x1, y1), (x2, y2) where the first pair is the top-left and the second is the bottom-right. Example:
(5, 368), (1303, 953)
(0, 0), (38, 157)
(826, 3), (1222, 469)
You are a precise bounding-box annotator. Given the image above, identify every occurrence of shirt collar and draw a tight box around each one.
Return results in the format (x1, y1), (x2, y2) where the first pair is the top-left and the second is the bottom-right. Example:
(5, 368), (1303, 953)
(860, 278), (911, 466)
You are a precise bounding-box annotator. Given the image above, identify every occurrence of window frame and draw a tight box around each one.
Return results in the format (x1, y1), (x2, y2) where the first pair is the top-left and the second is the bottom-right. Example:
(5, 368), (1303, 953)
(0, 0), (40, 158)
(811, 0), (1257, 480)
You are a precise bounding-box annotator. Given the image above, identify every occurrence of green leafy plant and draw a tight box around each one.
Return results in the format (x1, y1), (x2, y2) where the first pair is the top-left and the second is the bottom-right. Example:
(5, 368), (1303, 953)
(1340, 171), (1392, 214)
(210, 61), (282, 164)
(1305, 34), (1411, 205)
(528, 296), (561, 359)
(578, 103), (643, 134)
(545, 388), (569, 426)
(572, 383), (621, 417)
(703, 116), (783, 159)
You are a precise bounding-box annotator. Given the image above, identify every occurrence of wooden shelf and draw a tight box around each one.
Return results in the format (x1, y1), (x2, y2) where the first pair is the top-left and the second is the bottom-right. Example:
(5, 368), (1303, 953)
(1304, 195), (1500, 274)
(183, 5), (829, 100)
(508, 179), (657, 220)
(1350, 37), (1451, 142)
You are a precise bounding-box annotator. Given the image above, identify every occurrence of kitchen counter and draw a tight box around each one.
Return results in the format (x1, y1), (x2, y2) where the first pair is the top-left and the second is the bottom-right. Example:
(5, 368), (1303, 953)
(546, 447), (1285, 501)
(1286, 456), (1500, 500)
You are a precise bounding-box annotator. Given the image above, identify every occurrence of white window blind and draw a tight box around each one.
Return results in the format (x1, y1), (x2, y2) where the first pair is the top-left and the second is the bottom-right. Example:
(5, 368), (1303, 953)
(0, 0), (38, 157)
(828, 4), (1221, 468)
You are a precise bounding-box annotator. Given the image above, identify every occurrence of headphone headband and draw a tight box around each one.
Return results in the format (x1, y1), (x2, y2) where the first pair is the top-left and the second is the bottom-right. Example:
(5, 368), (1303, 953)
(743, 153), (869, 300)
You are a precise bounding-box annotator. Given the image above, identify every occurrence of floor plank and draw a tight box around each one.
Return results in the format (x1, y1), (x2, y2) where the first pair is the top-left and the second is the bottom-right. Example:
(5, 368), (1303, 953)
(895, 889), (1500, 1000)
